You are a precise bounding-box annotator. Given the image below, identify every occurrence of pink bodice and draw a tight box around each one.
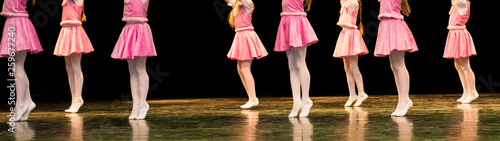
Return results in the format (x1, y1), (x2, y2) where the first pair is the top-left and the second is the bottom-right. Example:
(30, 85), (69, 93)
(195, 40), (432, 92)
(234, 6), (253, 30)
(0, 0), (28, 17)
(378, 0), (403, 20)
(448, 1), (470, 29)
(337, 0), (359, 29)
(60, 0), (84, 26)
(122, 0), (149, 22)
(282, 0), (304, 13)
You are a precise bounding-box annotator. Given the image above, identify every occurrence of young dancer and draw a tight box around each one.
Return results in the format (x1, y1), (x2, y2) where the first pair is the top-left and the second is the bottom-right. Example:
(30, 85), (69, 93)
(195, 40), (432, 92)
(225, 0), (268, 109)
(333, 0), (369, 107)
(112, 0), (157, 119)
(54, 0), (93, 113)
(0, 0), (42, 121)
(375, 0), (418, 116)
(443, 0), (477, 104)
(275, 0), (318, 117)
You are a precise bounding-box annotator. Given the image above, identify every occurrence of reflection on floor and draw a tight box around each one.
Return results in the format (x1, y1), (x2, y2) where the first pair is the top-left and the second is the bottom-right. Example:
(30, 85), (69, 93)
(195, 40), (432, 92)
(1, 94), (500, 140)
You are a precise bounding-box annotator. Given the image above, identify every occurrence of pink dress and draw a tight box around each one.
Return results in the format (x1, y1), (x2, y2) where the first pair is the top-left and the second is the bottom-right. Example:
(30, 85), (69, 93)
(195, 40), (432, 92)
(274, 0), (318, 52)
(0, 0), (42, 57)
(53, 0), (93, 56)
(374, 0), (418, 57)
(112, 0), (156, 60)
(333, 0), (368, 58)
(227, 1), (268, 60)
(443, 0), (475, 59)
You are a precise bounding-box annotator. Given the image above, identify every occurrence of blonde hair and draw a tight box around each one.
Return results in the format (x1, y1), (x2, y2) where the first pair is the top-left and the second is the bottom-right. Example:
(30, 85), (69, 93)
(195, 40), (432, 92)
(81, 9), (87, 22)
(401, 0), (410, 17)
(32, 0), (36, 6)
(358, 0), (364, 35)
(227, 1), (241, 28)
(304, 0), (313, 11)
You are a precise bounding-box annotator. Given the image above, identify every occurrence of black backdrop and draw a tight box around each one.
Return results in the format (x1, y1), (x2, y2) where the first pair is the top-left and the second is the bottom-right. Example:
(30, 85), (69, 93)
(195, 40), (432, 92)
(0, 0), (498, 102)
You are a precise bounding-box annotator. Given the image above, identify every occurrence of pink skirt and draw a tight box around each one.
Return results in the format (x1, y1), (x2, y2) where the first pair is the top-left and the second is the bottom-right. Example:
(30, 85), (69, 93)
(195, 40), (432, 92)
(333, 28), (368, 58)
(274, 15), (318, 52)
(443, 29), (476, 58)
(112, 22), (156, 60)
(227, 30), (268, 60)
(0, 17), (42, 57)
(54, 25), (94, 56)
(374, 18), (418, 57)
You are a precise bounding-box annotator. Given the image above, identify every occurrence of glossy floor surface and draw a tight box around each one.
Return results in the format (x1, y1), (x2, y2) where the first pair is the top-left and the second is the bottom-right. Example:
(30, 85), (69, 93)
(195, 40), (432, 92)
(1, 94), (500, 140)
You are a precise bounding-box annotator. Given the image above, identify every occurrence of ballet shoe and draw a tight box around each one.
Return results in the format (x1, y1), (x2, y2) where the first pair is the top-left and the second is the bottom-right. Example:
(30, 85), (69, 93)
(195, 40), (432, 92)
(13, 105), (29, 122)
(136, 103), (150, 120)
(391, 100), (413, 117)
(344, 95), (358, 107)
(288, 101), (302, 118)
(240, 98), (259, 109)
(456, 93), (468, 102)
(19, 102), (36, 121)
(461, 93), (478, 104)
(299, 99), (313, 117)
(129, 106), (139, 120)
(65, 97), (84, 113)
(353, 93), (368, 107)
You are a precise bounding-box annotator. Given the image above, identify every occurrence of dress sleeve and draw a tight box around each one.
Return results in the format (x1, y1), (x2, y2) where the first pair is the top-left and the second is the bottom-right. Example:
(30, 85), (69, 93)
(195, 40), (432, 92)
(455, 0), (468, 15)
(347, 0), (359, 11)
(240, 0), (254, 12)
(73, 0), (84, 6)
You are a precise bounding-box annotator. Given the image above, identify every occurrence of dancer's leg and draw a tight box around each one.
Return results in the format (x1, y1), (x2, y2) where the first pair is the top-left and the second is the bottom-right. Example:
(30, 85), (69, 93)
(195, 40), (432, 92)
(134, 57), (149, 119)
(71, 53), (84, 100)
(64, 55), (75, 109)
(238, 60), (259, 108)
(347, 56), (368, 106)
(13, 51), (36, 121)
(388, 51), (412, 116)
(286, 48), (302, 117)
(454, 59), (469, 102)
(127, 59), (140, 119)
(65, 53), (84, 112)
(458, 57), (478, 104)
(14, 51), (28, 110)
(291, 47), (312, 117)
(343, 57), (357, 106)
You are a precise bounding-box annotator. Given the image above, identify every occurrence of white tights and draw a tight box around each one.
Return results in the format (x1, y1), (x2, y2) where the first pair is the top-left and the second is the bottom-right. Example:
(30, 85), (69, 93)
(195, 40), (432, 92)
(286, 46), (313, 117)
(454, 57), (478, 103)
(238, 60), (257, 101)
(128, 57), (150, 119)
(388, 51), (412, 116)
(64, 53), (84, 112)
(14, 51), (34, 118)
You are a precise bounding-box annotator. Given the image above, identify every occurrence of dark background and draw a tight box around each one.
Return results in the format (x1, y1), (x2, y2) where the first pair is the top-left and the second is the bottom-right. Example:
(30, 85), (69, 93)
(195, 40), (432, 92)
(1, 0), (498, 102)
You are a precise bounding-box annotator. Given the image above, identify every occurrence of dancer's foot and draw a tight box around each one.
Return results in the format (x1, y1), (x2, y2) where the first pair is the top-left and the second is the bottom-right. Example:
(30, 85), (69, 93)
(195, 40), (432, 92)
(299, 99), (313, 117)
(457, 93), (468, 102)
(353, 93), (368, 107)
(288, 101), (301, 118)
(461, 92), (478, 104)
(129, 106), (139, 120)
(65, 97), (84, 113)
(240, 98), (259, 109)
(19, 102), (36, 121)
(136, 103), (150, 120)
(391, 99), (413, 117)
(13, 105), (28, 121)
(344, 95), (358, 107)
